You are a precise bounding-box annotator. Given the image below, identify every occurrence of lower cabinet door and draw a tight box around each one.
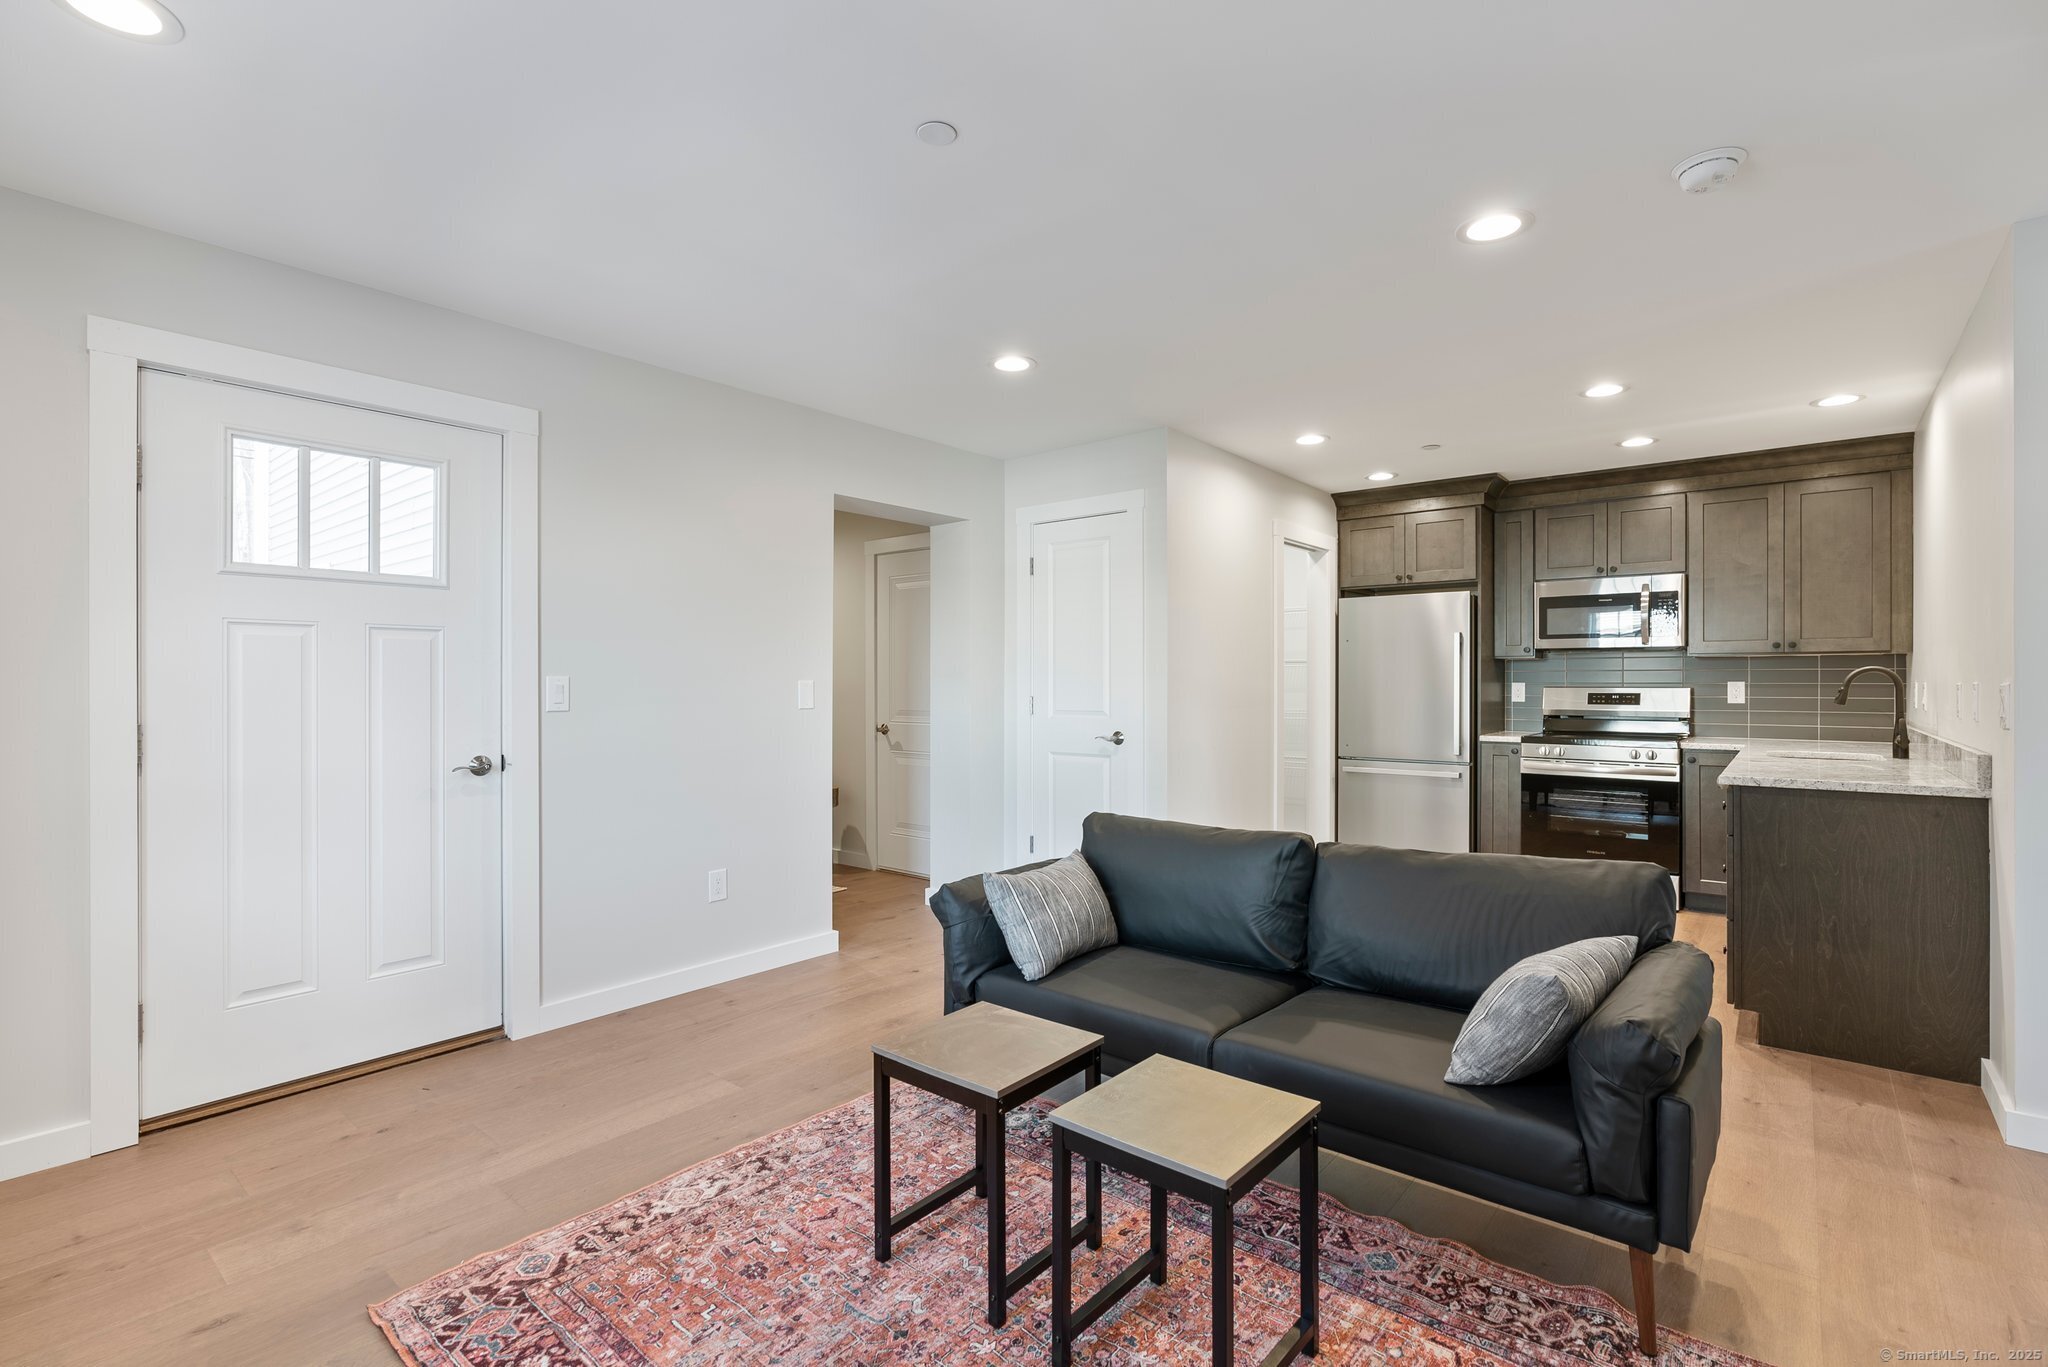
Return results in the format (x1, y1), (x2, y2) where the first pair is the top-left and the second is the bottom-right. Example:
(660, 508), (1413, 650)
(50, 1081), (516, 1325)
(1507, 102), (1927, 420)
(1338, 762), (1472, 853)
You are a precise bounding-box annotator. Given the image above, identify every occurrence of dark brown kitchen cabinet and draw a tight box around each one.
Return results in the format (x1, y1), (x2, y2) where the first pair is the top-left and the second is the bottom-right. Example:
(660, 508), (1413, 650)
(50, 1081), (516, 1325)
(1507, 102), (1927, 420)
(1339, 507), (1478, 589)
(1340, 516), (1404, 588)
(1493, 509), (1536, 658)
(1728, 783), (1988, 1083)
(1681, 751), (1732, 900)
(1784, 473), (1892, 653)
(1477, 741), (1522, 854)
(1533, 494), (1685, 579)
(1687, 483), (1785, 654)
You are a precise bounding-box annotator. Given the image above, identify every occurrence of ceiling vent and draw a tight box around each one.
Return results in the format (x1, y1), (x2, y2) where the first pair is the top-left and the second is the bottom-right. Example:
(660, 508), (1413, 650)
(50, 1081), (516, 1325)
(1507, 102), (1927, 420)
(1672, 146), (1748, 194)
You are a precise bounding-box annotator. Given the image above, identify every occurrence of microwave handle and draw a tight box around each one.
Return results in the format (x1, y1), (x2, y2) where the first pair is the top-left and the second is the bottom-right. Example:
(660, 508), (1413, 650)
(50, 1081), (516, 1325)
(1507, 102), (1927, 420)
(1639, 584), (1652, 645)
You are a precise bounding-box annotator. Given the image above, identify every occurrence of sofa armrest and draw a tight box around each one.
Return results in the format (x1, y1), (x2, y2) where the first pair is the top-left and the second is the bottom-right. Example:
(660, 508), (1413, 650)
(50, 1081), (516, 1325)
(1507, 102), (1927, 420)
(927, 862), (1048, 1012)
(1655, 1014), (1722, 1249)
(1566, 941), (1715, 1205)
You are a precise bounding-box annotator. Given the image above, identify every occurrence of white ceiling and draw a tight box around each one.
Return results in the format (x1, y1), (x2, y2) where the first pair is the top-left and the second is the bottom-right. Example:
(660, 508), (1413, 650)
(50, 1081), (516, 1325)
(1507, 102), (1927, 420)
(5, 1), (2044, 489)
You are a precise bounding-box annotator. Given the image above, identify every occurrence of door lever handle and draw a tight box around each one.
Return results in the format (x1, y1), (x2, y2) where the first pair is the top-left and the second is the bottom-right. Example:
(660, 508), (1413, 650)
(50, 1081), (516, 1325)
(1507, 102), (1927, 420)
(452, 755), (493, 776)
(1094, 731), (1126, 746)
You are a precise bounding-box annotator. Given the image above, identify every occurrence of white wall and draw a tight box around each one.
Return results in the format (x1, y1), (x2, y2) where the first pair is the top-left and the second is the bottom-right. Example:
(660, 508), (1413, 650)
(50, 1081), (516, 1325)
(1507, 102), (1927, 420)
(2008, 216), (2048, 1146)
(831, 510), (926, 869)
(0, 186), (1007, 1175)
(1912, 222), (2046, 1150)
(1164, 431), (1337, 830)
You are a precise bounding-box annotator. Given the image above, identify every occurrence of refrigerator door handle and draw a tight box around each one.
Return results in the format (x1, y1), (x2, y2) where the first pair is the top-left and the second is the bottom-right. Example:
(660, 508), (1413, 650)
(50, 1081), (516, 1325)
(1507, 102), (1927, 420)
(1451, 630), (1466, 758)
(1340, 763), (1465, 779)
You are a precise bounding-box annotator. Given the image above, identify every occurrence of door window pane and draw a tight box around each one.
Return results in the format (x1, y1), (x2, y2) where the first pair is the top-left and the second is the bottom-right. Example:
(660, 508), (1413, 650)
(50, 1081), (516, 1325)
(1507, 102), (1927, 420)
(228, 435), (443, 582)
(307, 450), (373, 573)
(378, 460), (438, 578)
(230, 438), (300, 567)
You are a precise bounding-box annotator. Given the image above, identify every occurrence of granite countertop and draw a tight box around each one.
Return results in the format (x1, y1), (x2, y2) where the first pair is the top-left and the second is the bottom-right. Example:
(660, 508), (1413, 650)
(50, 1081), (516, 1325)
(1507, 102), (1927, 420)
(1479, 731), (1527, 744)
(1717, 738), (1991, 799)
(1679, 736), (1749, 752)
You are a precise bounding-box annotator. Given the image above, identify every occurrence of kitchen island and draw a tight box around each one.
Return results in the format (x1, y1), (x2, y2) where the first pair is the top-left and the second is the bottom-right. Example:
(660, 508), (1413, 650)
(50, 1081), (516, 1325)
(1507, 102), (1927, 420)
(1721, 734), (1991, 1082)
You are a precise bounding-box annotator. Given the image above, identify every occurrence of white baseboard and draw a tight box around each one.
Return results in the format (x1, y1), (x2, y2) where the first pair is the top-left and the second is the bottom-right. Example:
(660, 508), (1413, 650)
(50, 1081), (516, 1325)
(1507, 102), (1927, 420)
(534, 930), (841, 1034)
(0, 1120), (92, 1183)
(1981, 1057), (2048, 1153)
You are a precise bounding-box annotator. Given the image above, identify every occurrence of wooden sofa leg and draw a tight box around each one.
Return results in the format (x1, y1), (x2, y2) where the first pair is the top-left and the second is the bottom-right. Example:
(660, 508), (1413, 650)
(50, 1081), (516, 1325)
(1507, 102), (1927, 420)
(1629, 1246), (1657, 1357)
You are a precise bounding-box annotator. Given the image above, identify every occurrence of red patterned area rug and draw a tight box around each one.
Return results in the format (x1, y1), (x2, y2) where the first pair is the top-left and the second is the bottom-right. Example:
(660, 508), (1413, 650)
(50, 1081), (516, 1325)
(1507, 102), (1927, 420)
(371, 1092), (1766, 1365)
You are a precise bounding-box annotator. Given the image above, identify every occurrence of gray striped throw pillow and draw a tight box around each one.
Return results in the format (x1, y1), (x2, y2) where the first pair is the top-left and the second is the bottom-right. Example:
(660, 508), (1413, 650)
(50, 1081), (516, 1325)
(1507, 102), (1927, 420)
(1445, 935), (1637, 1085)
(983, 852), (1119, 982)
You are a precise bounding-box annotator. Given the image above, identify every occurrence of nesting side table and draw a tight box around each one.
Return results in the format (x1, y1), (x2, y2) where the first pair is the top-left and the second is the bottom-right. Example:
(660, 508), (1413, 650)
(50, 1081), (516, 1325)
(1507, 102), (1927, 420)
(871, 1002), (1105, 1328)
(1047, 1054), (1321, 1367)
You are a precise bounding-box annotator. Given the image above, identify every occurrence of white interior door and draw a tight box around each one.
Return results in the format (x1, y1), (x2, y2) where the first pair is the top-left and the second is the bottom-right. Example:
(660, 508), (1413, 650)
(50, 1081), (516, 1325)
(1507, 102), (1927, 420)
(873, 545), (931, 877)
(1023, 509), (1143, 859)
(138, 369), (504, 1118)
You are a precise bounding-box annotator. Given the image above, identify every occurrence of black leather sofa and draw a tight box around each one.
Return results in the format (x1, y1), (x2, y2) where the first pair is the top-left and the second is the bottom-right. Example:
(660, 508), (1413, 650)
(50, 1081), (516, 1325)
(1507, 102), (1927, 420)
(929, 812), (1721, 1356)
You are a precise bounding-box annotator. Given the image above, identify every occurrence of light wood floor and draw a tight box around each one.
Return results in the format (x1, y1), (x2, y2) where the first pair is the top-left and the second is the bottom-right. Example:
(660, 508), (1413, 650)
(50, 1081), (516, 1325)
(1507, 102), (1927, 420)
(3, 869), (2044, 1365)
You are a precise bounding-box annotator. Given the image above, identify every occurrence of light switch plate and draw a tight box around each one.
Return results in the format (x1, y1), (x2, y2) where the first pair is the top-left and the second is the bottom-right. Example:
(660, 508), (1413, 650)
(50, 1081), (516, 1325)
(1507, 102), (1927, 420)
(544, 675), (570, 712)
(1510, 682), (1526, 703)
(796, 679), (815, 710)
(2001, 682), (2013, 730)
(708, 868), (727, 902)
(1727, 681), (1746, 705)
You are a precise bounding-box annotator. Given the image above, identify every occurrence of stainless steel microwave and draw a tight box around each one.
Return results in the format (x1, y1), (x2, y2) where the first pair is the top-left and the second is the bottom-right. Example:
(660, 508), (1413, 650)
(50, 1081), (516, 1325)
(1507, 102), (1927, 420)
(1532, 573), (1686, 650)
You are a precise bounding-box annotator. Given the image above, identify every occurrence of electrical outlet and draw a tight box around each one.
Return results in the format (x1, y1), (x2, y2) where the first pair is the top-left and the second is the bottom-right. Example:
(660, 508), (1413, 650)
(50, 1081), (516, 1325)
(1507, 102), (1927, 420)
(1955, 682), (1964, 719)
(1510, 681), (1526, 703)
(1727, 681), (1747, 705)
(708, 868), (728, 902)
(1972, 682), (1981, 724)
(2001, 682), (2013, 730)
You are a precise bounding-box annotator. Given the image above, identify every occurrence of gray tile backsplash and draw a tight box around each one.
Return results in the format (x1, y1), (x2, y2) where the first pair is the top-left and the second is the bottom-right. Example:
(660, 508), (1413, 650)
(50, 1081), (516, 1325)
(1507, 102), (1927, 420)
(1504, 651), (1909, 743)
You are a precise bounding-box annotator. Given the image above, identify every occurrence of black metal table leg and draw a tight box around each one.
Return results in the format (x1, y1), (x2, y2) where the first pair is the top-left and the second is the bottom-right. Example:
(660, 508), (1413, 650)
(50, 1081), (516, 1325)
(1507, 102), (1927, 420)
(1051, 1126), (1072, 1367)
(1212, 1199), (1235, 1367)
(1084, 1058), (1103, 1250)
(974, 1107), (988, 1197)
(1149, 1182), (1169, 1285)
(986, 1107), (1008, 1327)
(1300, 1119), (1319, 1357)
(873, 1056), (891, 1262)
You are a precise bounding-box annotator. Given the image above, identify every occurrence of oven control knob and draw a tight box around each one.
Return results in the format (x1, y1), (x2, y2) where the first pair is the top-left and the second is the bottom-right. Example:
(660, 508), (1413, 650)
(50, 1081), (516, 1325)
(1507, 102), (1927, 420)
(1629, 749), (1641, 760)
(1644, 749), (1659, 762)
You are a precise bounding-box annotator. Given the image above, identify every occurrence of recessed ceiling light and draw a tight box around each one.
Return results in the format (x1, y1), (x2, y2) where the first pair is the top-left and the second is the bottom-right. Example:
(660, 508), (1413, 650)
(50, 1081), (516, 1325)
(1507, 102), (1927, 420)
(1812, 393), (1863, 407)
(1458, 212), (1526, 244)
(991, 354), (1034, 373)
(1367, 471), (1398, 482)
(1295, 433), (1328, 446)
(53, 0), (182, 40)
(1618, 436), (1657, 448)
(1583, 382), (1627, 399)
(915, 121), (958, 147)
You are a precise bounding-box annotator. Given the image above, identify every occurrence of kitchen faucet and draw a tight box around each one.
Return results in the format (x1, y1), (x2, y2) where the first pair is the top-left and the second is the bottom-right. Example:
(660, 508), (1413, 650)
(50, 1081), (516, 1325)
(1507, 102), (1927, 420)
(1832, 665), (1910, 759)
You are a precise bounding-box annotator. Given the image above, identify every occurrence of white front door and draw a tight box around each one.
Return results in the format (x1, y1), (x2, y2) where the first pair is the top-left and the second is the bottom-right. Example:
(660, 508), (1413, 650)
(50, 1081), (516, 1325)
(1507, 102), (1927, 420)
(138, 370), (504, 1118)
(873, 545), (931, 877)
(1022, 509), (1143, 859)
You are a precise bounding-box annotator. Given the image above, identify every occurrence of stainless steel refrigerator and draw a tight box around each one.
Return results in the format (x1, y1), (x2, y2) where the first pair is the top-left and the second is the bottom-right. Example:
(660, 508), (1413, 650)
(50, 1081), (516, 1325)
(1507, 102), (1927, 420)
(1337, 590), (1473, 851)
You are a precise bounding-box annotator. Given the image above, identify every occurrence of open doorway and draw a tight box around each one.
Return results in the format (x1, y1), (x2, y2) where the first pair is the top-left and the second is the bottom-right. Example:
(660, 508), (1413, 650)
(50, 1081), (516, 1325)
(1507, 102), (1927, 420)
(832, 507), (932, 885)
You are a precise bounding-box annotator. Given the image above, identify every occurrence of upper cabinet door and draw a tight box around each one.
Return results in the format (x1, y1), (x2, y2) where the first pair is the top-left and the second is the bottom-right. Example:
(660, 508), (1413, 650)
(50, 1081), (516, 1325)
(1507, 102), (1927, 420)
(1493, 509), (1536, 657)
(1688, 484), (1784, 654)
(1533, 501), (1608, 579)
(1340, 515), (1405, 588)
(1784, 474), (1892, 653)
(1405, 506), (1479, 584)
(1609, 493), (1687, 575)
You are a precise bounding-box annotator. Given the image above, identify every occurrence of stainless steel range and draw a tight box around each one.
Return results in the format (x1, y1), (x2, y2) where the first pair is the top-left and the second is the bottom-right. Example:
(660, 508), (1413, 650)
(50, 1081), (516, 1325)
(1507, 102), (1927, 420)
(1519, 687), (1692, 872)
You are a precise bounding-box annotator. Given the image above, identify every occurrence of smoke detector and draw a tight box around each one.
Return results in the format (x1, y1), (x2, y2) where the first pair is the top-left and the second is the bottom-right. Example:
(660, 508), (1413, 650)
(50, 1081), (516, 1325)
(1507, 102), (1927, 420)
(1672, 146), (1748, 194)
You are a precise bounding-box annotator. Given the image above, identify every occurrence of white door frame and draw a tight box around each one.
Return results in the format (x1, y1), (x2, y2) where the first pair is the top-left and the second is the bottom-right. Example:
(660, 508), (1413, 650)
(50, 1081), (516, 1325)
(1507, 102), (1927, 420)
(1012, 490), (1147, 862)
(85, 317), (541, 1157)
(1272, 520), (1338, 841)
(865, 532), (931, 875)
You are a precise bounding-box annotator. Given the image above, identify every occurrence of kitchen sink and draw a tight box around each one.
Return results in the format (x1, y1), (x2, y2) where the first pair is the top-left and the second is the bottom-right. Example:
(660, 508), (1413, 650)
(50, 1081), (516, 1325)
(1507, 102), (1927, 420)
(1774, 751), (1889, 762)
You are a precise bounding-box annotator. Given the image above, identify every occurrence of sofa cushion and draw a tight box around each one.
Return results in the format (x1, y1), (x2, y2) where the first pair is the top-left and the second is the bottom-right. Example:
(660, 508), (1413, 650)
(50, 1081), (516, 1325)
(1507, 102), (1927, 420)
(1212, 988), (1590, 1196)
(1081, 812), (1317, 972)
(1304, 844), (1676, 1011)
(929, 861), (1050, 1009)
(1446, 935), (1638, 1085)
(973, 945), (1304, 1067)
(983, 852), (1118, 981)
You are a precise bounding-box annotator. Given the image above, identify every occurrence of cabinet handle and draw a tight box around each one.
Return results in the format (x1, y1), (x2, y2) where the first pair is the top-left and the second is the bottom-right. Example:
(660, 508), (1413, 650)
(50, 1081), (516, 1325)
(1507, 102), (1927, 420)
(1771, 642), (1782, 650)
(1788, 641), (1798, 650)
